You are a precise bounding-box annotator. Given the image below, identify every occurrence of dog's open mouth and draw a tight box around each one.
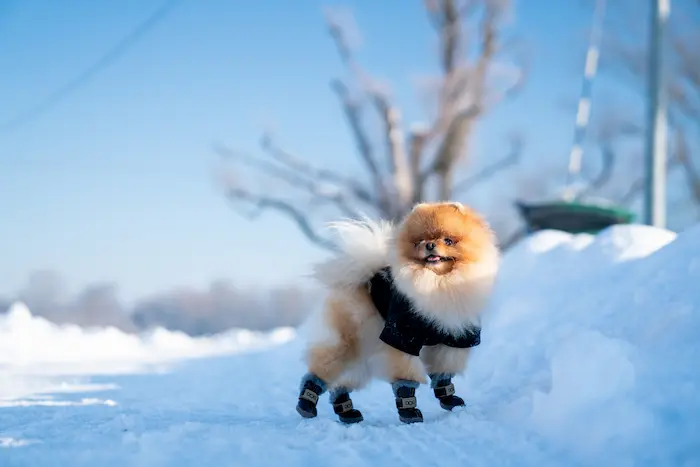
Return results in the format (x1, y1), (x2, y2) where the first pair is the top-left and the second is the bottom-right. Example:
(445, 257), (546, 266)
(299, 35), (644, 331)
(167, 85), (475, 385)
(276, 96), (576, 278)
(424, 255), (451, 263)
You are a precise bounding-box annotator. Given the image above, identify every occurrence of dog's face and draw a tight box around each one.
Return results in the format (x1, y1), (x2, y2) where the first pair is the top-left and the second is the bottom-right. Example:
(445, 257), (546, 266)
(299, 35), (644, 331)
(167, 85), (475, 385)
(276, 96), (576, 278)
(395, 202), (495, 277)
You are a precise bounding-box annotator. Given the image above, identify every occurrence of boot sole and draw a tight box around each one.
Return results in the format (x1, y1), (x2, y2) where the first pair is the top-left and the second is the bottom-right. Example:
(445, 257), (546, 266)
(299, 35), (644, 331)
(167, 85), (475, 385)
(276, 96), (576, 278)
(296, 405), (317, 419)
(399, 415), (424, 424)
(339, 415), (364, 424)
(439, 402), (465, 411)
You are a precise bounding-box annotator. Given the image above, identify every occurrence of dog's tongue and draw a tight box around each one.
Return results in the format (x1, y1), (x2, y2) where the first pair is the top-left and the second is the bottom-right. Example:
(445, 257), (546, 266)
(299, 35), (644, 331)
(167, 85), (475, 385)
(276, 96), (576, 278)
(426, 255), (441, 262)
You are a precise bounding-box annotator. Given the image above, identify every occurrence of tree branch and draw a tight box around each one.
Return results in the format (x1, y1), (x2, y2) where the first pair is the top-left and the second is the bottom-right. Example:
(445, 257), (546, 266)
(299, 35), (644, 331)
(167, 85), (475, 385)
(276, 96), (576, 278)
(326, 12), (402, 216)
(330, 79), (389, 214)
(582, 111), (646, 200)
(618, 141), (685, 207)
(225, 187), (337, 251)
(499, 226), (527, 251)
(675, 129), (700, 204)
(425, 0), (464, 75)
(423, 1), (483, 141)
(259, 132), (376, 208)
(409, 125), (430, 203)
(371, 91), (413, 214)
(672, 36), (700, 123)
(427, 1), (513, 200)
(578, 142), (615, 198)
(452, 134), (523, 195)
(215, 143), (362, 219)
(618, 177), (646, 207)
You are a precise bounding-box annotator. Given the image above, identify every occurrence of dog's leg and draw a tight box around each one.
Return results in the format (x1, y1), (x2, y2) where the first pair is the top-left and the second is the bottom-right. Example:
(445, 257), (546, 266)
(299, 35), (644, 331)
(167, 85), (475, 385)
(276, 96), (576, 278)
(328, 386), (364, 424)
(328, 363), (371, 424)
(379, 343), (426, 424)
(297, 342), (358, 419)
(296, 296), (362, 419)
(391, 380), (423, 424)
(296, 372), (328, 419)
(420, 345), (470, 411)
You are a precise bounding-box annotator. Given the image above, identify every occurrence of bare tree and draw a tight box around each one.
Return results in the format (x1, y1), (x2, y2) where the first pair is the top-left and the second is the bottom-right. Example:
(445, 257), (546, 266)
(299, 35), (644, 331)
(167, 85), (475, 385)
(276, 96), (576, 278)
(216, 0), (527, 251)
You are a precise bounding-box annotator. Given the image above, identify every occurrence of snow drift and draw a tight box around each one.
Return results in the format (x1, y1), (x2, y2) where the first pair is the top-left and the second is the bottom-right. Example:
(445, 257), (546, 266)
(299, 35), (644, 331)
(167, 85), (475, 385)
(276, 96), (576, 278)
(1, 223), (698, 467)
(469, 223), (699, 465)
(0, 303), (295, 401)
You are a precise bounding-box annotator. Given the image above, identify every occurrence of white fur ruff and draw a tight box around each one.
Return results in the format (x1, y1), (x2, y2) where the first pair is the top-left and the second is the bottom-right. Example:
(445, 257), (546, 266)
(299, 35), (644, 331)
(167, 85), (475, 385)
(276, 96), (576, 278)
(389, 243), (500, 335)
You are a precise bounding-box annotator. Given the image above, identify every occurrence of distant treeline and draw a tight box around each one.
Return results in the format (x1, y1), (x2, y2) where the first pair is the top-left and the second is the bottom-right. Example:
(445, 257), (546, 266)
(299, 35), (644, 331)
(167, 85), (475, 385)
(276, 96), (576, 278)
(1, 270), (316, 336)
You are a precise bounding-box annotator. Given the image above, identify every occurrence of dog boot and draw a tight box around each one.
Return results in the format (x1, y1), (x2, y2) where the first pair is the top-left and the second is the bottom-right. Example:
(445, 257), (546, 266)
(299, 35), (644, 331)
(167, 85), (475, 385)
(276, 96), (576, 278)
(330, 388), (364, 424)
(296, 373), (327, 419)
(392, 380), (423, 424)
(429, 373), (465, 411)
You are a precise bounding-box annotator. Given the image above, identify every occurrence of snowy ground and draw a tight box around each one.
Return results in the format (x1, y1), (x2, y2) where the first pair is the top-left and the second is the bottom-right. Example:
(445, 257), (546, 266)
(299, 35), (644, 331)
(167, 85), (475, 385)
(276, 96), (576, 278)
(1, 223), (699, 467)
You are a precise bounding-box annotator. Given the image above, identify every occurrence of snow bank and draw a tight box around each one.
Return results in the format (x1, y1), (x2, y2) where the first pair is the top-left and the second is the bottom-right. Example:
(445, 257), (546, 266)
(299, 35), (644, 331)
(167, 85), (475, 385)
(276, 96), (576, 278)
(1, 222), (698, 466)
(0, 303), (295, 401)
(468, 223), (699, 465)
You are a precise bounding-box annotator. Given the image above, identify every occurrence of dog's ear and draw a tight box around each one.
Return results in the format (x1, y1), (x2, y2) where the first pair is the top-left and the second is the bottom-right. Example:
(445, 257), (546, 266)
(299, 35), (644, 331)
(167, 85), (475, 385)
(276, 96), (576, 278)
(410, 202), (431, 212)
(447, 202), (469, 214)
(410, 201), (468, 214)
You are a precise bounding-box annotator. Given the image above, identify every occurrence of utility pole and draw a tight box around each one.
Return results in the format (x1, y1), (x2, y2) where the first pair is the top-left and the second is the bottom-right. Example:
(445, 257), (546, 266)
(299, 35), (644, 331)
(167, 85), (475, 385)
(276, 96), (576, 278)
(644, 0), (670, 227)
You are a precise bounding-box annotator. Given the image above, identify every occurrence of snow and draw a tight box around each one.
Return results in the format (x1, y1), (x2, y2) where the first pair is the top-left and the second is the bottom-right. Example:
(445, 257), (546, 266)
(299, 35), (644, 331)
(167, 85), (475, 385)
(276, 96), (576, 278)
(2, 223), (699, 467)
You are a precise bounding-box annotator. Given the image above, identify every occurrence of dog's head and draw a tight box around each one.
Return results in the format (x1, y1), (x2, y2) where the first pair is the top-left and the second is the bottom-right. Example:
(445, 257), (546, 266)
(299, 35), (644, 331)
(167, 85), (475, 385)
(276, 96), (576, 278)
(388, 202), (500, 326)
(393, 201), (497, 278)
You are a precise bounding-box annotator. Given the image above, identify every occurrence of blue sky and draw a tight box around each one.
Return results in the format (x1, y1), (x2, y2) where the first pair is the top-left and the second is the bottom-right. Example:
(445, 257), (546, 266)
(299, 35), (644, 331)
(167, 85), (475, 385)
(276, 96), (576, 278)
(0, 0), (618, 301)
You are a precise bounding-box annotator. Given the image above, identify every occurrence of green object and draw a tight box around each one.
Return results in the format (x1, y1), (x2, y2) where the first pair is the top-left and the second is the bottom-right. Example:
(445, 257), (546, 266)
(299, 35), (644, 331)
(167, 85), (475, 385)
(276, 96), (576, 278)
(516, 200), (635, 234)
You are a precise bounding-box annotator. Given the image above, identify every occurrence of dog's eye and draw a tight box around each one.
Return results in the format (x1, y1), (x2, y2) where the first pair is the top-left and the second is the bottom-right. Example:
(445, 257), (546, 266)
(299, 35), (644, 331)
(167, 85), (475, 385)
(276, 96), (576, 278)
(444, 238), (454, 246)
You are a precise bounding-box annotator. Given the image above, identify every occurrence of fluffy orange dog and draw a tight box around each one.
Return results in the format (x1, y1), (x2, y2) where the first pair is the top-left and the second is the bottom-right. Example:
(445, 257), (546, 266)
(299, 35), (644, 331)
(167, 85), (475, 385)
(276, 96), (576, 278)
(295, 201), (500, 424)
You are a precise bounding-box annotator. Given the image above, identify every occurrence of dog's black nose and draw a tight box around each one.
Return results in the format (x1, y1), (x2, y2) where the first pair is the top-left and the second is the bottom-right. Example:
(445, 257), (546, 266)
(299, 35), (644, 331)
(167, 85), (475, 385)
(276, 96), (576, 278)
(426, 242), (436, 251)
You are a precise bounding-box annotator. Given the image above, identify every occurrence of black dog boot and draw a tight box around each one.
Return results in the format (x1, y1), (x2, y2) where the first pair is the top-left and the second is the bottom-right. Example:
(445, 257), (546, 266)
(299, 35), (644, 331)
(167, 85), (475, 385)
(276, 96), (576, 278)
(330, 388), (364, 424)
(392, 380), (423, 424)
(296, 373), (327, 419)
(429, 373), (465, 411)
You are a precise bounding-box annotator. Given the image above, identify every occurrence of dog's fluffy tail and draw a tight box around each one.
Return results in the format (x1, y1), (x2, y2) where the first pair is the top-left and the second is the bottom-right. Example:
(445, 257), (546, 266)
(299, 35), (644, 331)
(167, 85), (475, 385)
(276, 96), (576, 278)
(312, 217), (394, 290)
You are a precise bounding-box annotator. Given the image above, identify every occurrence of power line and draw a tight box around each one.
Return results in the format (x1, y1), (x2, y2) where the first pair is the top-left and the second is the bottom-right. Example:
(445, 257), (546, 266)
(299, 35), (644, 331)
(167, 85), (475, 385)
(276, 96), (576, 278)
(0, 0), (183, 134)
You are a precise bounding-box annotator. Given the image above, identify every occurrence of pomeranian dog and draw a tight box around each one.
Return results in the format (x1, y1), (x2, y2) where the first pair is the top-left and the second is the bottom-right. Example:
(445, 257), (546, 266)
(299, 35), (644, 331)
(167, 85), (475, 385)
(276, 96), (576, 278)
(295, 201), (500, 424)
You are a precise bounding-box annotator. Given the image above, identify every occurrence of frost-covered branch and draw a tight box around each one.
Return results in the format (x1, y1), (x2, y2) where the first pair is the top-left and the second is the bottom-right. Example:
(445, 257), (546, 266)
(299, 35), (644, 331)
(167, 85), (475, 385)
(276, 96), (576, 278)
(452, 134), (523, 195)
(215, 143), (362, 219)
(423, 0), (527, 200)
(329, 79), (389, 214)
(326, 11), (414, 216)
(225, 187), (337, 251)
(259, 133), (375, 208)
